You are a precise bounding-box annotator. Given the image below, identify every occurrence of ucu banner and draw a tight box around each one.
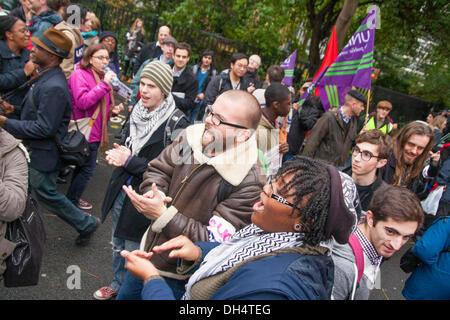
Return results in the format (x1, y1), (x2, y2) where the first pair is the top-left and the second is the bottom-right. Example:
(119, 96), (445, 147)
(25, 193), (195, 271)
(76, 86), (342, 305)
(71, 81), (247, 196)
(207, 216), (236, 242)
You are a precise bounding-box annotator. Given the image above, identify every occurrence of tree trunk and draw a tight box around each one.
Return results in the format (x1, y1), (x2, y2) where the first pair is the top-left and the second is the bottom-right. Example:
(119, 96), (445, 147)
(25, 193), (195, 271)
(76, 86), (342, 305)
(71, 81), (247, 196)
(335, 0), (359, 51)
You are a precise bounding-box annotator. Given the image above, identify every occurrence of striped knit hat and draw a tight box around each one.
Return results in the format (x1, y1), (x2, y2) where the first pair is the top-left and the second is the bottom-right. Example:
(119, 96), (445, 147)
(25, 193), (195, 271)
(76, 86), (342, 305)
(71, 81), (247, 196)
(140, 60), (173, 97)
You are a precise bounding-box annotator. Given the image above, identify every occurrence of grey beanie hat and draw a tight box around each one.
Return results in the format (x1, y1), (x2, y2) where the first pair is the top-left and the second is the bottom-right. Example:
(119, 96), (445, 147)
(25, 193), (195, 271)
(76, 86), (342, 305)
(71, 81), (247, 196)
(140, 60), (173, 97)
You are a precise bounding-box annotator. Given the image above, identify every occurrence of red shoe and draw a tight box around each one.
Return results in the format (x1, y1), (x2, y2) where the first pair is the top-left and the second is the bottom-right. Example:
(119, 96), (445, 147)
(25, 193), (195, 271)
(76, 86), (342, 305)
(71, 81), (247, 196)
(93, 286), (117, 300)
(77, 199), (93, 210)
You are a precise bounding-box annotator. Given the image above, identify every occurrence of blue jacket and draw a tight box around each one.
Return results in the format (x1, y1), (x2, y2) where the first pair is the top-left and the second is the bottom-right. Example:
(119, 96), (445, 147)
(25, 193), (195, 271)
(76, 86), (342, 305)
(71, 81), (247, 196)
(402, 216), (450, 300)
(5, 66), (72, 173)
(28, 9), (62, 39)
(141, 241), (334, 300)
(0, 40), (31, 118)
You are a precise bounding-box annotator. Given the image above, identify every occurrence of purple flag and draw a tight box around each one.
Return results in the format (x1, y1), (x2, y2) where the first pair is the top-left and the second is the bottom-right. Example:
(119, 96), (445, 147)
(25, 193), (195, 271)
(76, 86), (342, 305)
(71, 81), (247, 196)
(280, 49), (297, 86)
(317, 6), (377, 110)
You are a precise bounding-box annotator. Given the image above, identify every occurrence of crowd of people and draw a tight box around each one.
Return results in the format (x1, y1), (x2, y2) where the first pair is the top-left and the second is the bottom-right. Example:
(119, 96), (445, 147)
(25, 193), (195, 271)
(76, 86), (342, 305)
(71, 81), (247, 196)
(0, 0), (448, 301)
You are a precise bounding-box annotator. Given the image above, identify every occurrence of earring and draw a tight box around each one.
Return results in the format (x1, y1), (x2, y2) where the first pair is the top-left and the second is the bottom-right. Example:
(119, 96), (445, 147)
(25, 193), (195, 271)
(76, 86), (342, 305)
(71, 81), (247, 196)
(294, 224), (301, 231)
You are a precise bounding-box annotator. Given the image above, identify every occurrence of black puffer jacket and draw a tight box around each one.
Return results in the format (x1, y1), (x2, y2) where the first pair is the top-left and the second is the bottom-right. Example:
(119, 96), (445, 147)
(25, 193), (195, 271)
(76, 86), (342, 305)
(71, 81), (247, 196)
(288, 96), (325, 154)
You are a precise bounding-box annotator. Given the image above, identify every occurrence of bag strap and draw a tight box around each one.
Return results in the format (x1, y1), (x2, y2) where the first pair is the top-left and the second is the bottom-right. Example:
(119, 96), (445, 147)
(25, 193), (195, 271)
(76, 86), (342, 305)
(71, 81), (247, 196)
(163, 108), (187, 147)
(348, 233), (364, 284)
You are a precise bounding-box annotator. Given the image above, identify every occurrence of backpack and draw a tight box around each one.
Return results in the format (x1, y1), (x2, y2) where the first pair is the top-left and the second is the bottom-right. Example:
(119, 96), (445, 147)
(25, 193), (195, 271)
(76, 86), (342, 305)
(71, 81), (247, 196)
(163, 108), (188, 147)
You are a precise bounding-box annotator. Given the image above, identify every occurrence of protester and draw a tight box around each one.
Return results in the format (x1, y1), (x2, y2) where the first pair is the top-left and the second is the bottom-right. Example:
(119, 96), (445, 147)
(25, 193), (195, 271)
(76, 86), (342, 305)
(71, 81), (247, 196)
(302, 89), (366, 167)
(255, 83), (291, 168)
(378, 121), (440, 198)
(332, 184), (424, 300)
(28, 0), (62, 39)
(204, 52), (250, 107)
(54, 3), (87, 79)
(93, 60), (189, 300)
(402, 216), (450, 300)
(121, 156), (360, 300)
(0, 128), (29, 281)
(82, 13), (100, 48)
(361, 100), (396, 135)
(286, 95), (325, 157)
(66, 43), (123, 211)
(0, 28), (100, 246)
(116, 90), (265, 300)
(252, 64), (284, 107)
(128, 36), (177, 107)
(430, 115), (447, 145)
(171, 42), (198, 116)
(99, 30), (120, 78)
(133, 25), (170, 75)
(0, 15), (36, 119)
(342, 130), (392, 212)
(189, 49), (217, 123)
(121, 18), (145, 82)
(243, 54), (262, 92)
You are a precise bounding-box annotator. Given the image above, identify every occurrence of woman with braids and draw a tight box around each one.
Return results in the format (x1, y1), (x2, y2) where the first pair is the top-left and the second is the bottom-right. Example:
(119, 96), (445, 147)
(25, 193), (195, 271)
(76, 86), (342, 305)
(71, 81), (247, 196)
(119, 156), (361, 300)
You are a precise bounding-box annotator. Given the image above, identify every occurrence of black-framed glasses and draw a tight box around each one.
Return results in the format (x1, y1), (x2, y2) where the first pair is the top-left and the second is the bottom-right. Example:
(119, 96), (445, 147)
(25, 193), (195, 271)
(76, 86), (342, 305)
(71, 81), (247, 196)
(268, 182), (297, 209)
(352, 146), (381, 161)
(205, 105), (248, 129)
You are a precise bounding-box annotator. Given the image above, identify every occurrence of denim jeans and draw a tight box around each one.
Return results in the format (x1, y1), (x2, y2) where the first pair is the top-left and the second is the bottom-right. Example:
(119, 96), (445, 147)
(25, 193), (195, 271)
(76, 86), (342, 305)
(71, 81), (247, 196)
(110, 190), (139, 292)
(187, 100), (204, 124)
(29, 167), (97, 233)
(117, 270), (188, 300)
(67, 142), (100, 205)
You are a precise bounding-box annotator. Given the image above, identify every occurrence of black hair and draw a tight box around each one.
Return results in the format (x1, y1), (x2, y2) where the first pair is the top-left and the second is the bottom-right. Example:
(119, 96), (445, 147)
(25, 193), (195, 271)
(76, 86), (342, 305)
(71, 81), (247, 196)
(266, 65), (284, 83)
(264, 83), (290, 107)
(0, 15), (19, 40)
(202, 49), (214, 58)
(276, 156), (331, 246)
(230, 52), (248, 64)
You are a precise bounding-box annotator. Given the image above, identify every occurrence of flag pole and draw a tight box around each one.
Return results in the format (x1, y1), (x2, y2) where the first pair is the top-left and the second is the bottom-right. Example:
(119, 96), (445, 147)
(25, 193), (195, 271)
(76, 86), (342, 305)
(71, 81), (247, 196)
(365, 89), (371, 124)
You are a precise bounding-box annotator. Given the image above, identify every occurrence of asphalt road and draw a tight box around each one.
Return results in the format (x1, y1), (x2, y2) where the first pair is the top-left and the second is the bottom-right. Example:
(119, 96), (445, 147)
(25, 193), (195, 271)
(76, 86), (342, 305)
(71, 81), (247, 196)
(0, 112), (413, 300)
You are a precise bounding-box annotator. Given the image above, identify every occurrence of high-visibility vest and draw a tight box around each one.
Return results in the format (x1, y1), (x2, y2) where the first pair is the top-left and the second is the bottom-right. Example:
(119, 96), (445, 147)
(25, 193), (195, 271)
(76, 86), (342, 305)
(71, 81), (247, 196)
(365, 115), (393, 134)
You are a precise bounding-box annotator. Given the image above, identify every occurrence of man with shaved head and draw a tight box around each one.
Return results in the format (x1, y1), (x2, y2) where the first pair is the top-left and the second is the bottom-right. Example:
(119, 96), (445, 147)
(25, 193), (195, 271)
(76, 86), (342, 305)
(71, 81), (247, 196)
(117, 90), (265, 300)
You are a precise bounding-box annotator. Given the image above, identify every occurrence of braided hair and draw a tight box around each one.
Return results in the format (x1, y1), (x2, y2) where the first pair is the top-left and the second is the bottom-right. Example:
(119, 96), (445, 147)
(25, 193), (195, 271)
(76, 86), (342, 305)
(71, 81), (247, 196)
(276, 155), (331, 246)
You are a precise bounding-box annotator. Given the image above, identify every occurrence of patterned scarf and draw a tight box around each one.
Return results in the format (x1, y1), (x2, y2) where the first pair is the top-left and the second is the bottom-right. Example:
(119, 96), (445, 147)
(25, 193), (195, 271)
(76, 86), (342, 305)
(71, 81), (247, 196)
(182, 224), (305, 300)
(126, 94), (175, 155)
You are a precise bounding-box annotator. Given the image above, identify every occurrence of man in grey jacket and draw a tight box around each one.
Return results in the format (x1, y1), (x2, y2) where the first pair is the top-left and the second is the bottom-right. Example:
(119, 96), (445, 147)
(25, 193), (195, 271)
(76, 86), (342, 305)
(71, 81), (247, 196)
(331, 185), (424, 300)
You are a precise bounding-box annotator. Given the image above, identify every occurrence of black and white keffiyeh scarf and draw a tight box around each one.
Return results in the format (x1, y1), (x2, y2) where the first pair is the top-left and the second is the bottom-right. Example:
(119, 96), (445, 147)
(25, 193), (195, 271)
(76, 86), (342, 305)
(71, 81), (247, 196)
(182, 224), (305, 300)
(126, 94), (175, 155)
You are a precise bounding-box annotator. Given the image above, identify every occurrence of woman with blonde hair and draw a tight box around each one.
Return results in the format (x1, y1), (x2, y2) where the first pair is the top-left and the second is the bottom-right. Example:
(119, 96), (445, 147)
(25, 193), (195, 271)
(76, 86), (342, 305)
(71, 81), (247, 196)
(122, 18), (145, 81)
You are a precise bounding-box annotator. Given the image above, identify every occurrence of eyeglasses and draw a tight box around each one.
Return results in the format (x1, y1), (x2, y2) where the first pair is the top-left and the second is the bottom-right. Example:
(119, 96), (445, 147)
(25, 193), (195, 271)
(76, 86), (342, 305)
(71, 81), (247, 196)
(205, 105), (248, 129)
(234, 63), (248, 70)
(266, 182), (298, 209)
(102, 38), (116, 45)
(92, 55), (110, 61)
(352, 146), (381, 161)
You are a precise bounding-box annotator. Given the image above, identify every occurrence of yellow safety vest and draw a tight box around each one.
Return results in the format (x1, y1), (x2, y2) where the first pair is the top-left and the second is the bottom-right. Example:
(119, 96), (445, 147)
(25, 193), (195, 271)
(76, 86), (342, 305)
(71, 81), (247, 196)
(366, 116), (393, 134)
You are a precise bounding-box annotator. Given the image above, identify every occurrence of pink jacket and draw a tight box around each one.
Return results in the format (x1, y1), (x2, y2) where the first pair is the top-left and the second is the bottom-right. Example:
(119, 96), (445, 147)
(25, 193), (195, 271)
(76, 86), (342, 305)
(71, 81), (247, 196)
(68, 67), (112, 143)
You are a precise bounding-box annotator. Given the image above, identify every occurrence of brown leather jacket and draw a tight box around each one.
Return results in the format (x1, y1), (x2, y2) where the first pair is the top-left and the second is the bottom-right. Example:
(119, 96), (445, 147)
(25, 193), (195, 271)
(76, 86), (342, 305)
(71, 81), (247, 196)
(302, 109), (359, 167)
(139, 124), (265, 279)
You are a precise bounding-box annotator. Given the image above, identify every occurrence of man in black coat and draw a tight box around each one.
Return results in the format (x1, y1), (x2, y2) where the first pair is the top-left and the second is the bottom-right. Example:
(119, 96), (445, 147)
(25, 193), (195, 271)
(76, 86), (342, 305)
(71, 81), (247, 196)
(132, 25), (170, 76)
(0, 28), (100, 246)
(171, 42), (198, 115)
(204, 52), (250, 107)
(93, 60), (189, 300)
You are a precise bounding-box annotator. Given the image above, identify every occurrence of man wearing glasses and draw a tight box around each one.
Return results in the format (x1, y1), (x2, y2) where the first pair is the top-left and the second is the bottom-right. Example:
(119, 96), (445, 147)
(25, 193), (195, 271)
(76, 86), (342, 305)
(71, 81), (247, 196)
(342, 130), (392, 212)
(203, 52), (250, 107)
(118, 90), (265, 300)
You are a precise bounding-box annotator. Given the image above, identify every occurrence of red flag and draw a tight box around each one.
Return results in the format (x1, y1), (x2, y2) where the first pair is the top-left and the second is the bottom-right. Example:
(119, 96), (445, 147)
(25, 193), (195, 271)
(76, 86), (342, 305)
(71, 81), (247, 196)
(313, 25), (338, 95)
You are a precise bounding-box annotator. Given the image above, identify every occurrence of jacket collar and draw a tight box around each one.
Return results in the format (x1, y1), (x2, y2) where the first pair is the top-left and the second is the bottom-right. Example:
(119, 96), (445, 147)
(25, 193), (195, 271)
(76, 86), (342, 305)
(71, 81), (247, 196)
(186, 123), (258, 186)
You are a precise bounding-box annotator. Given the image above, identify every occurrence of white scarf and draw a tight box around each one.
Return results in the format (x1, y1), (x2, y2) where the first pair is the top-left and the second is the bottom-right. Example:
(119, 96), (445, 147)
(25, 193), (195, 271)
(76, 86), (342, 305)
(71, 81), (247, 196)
(126, 94), (175, 155)
(182, 224), (305, 300)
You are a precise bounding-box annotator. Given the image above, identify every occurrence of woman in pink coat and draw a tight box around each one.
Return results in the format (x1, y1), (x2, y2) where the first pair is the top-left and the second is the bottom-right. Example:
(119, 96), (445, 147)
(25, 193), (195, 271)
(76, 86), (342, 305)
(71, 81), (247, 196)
(67, 43), (122, 210)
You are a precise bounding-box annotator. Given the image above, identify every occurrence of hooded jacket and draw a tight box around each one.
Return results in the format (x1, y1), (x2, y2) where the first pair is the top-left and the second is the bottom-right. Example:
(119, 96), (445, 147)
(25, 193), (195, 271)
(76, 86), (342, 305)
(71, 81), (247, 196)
(54, 21), (84, 79)
(138, 123), (265, 279)
(0, 129), (28, 280)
